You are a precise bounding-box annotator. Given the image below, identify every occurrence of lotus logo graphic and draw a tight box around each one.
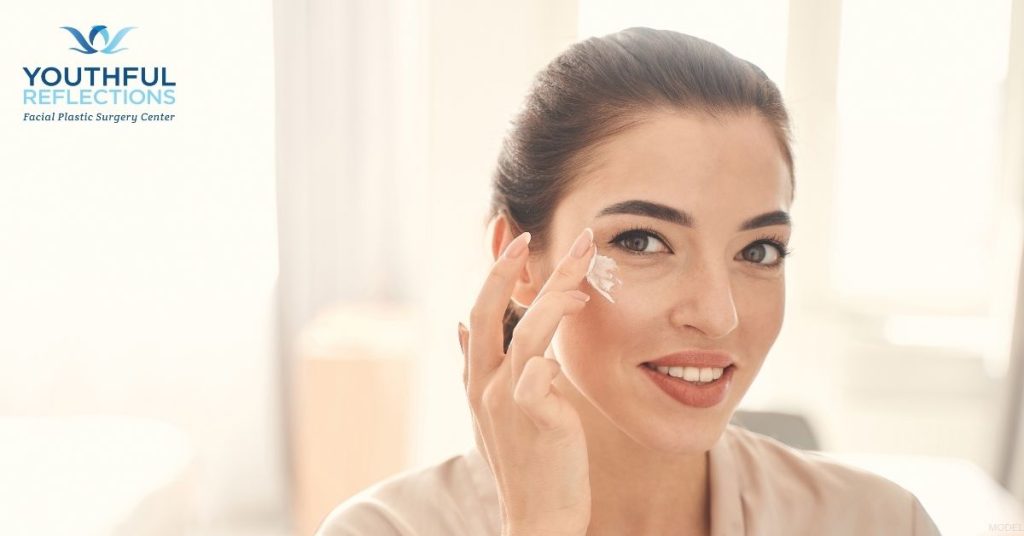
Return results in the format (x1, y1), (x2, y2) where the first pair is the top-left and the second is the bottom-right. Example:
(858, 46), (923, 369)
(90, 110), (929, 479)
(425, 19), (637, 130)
(60, 25), (136, 54)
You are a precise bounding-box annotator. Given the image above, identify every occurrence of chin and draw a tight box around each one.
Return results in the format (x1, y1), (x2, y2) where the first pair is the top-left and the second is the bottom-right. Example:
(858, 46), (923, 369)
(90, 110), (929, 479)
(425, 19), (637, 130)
(622, 410), (728, 454)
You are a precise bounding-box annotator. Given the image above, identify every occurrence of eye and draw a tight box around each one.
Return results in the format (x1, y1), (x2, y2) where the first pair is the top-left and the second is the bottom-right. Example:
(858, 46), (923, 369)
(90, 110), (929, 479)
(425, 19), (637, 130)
(738, 234), (792, 269)
(610, 225), (671, 256)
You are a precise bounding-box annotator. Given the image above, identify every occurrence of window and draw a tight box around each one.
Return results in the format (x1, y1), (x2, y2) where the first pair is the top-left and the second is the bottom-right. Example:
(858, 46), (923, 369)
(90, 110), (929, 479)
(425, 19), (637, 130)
(833, 0), (1017, 364)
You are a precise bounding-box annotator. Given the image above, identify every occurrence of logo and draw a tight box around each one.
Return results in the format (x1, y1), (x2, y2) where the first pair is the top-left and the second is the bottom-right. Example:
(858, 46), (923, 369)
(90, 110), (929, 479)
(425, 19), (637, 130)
(60, 25), (136, 54)
(21, 23), (177, 122)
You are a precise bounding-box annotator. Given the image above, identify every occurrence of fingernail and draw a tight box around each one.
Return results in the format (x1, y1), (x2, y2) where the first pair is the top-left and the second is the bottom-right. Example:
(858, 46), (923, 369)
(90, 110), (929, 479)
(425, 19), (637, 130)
(568, 290), (590, 302)
(504, 232), (531, 259)
(457, 322), (467, 352)
(571, 228), (593, 258)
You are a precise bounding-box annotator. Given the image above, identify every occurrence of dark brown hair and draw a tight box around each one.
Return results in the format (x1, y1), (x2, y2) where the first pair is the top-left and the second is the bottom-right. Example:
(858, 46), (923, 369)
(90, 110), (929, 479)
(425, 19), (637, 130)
(487, 27), (795, 352)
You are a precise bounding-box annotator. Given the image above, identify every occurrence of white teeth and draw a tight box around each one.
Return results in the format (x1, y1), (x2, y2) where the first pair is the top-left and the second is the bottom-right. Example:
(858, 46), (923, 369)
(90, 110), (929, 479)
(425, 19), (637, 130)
(649, 364), (725, 383)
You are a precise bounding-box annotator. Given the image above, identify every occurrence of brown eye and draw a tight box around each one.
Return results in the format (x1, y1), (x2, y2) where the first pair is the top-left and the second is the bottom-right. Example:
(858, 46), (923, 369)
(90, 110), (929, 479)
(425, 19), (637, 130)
(738, 239), (790, 269)
(612, 229), (669, 255)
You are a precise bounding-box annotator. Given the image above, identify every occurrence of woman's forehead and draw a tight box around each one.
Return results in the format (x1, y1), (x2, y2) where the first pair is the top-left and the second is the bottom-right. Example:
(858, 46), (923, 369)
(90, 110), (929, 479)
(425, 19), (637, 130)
(559, 110), (792, 228)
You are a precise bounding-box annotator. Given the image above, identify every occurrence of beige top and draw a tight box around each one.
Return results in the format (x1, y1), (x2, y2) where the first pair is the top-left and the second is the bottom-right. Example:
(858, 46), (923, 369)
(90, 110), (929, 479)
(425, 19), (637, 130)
(315, 424), (941, 535)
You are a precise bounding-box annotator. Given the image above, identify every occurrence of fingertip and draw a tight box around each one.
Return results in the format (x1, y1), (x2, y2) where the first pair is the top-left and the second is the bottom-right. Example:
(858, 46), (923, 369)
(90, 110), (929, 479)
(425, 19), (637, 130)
(503, 231), (531, 260)
(586, 246), (598, 274)
(457, 322), (468, 353)
(568, 290), (590, 302)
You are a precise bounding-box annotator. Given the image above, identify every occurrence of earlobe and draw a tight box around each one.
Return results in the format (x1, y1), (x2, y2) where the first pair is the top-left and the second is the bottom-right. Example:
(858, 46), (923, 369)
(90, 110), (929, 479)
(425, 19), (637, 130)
(488, 212), (515, 262)
(510, 267), (537, 309)
(489, 213), (540, 308)
(508, 245), (539, 308)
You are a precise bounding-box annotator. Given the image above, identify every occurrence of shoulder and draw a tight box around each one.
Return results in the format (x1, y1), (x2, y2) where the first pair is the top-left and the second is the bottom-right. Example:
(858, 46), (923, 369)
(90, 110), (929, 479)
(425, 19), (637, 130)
(719, 424), (940, 535)
(723, 423), (911, 499)
(314, 447), (500, 536)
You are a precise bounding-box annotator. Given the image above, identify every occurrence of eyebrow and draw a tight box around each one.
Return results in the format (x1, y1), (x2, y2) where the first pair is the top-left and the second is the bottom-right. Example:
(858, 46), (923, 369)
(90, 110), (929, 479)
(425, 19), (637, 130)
(596, 199), (791, 231)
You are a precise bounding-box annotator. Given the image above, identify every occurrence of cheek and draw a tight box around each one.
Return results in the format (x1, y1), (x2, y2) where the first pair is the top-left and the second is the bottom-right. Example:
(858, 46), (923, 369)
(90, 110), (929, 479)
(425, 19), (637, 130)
(552, 285), (655, 378)
(559, 265), (785, 364)
(594, 256), (679, 307)
(743, 274), (785, 322)
(733, 276), (786, 357)
(555, 273), (676, 383)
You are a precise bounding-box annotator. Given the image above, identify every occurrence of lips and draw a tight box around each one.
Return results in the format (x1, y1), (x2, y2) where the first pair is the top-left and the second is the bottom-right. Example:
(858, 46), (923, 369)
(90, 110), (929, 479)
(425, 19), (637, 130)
(641, 361), (735, 408)
(643, 350), (735, 369)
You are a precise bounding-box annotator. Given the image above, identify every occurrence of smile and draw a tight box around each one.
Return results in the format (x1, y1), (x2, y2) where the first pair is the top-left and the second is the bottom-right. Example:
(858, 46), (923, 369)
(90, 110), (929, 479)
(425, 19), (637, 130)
(642, 362), (725, 385)
(640, 363), (736, 408)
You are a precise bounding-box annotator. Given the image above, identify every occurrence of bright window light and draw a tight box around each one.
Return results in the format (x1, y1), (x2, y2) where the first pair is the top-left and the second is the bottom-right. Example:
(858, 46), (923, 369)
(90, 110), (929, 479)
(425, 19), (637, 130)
(831, 0), (1013, 312)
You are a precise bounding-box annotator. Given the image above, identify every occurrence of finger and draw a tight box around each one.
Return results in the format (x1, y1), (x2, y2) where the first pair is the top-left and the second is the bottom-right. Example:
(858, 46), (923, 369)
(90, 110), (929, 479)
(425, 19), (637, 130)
(467, 231), (532, 392)
(470, 412), (490, 478)
(507, 290), (589, 381)
(458, 322), (493, 468)
(505, 227), (595, 381)
(535, 227), (596, 300)
(513, 356), (565, 432)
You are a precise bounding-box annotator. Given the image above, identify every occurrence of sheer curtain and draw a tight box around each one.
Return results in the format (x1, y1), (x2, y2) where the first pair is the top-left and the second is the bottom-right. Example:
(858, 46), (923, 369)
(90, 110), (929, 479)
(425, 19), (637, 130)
(273, 0), (580, 451)
(274, 0), (578, 531)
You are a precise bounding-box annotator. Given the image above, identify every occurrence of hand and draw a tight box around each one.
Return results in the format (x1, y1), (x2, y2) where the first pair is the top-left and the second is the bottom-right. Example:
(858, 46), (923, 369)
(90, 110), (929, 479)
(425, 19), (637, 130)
(458, 227), (597, 536)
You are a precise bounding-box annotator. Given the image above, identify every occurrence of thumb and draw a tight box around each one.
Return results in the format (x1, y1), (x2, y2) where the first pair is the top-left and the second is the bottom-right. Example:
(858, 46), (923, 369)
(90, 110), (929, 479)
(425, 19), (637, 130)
(457, 321), (488, 464)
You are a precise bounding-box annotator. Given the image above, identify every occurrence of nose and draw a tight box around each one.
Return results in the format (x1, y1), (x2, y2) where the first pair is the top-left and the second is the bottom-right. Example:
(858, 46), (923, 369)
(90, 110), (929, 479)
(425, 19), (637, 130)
(669, 260), (739, 339)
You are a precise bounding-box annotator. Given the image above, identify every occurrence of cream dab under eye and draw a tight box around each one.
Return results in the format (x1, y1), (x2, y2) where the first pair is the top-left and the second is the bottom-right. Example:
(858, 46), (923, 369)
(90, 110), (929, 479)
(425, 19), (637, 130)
(585, 250), (622, 303)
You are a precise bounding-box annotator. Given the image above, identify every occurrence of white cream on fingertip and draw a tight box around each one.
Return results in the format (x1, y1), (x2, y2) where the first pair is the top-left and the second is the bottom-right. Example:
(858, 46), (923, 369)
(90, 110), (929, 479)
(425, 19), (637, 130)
(585, 250), (622, 303)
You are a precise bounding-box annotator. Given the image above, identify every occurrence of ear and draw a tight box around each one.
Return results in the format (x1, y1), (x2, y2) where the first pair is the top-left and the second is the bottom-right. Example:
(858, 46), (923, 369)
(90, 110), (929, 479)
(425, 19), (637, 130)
(489, 213), (541, 308)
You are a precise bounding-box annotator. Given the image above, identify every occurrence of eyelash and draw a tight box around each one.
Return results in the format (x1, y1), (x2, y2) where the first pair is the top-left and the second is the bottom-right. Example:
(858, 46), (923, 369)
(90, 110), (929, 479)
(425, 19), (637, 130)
(609, 225), (793, 270)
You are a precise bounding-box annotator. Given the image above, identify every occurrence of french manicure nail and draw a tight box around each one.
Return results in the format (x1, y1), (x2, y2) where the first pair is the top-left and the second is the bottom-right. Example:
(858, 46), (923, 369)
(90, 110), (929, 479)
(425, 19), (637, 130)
(504, 232), (531, 259)
(569, 290), (590, 302)
(571, 228), (593, 258)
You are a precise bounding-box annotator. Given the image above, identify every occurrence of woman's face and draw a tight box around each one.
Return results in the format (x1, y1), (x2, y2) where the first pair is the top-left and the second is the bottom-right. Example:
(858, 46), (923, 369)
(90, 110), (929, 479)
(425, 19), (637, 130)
(526, 109), (793, 454)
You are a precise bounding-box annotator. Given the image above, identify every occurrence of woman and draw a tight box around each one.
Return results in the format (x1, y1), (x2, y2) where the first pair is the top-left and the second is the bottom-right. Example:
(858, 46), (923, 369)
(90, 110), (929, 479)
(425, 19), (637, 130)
(317, 27), (941, 535)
